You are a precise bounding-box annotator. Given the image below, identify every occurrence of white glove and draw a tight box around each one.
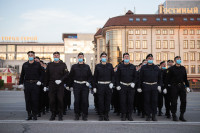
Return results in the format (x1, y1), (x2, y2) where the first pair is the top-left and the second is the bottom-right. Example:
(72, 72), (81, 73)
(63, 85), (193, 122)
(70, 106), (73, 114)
(65, 86), (70, 91)
(137, 88), (142, 93)
(18, 84), (24, 89)
(109, 83), (114, 89)
(116, 86), (121, 91)
(36, 81), (41, 86)
(70, 87), (73, 92)
(43, 87), (47, 92)
(55, 80), (62, 85)
(86, 82), (90, 87)
(186, 87), (190, 93)
(93, 88), (97, 93)
(157, 86), (161, 93)
(163, 88), (167, 94)
(130, 83), (135, 88)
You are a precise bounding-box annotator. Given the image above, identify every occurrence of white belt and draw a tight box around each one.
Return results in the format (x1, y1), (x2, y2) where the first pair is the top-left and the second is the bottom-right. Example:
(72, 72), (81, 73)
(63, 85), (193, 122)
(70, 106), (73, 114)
(98, 81), (111, 84)
(143, 82), (157, 85)
(74, 80), (87, 84)
(120, 81), (132, 86)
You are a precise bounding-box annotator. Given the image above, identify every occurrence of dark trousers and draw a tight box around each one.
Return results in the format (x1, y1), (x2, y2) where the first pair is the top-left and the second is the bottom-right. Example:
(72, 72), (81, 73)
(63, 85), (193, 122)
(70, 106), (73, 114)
(44, 91), (49, 111)
(73, 83), (89, 115)
(170, 84), (187, 114)
(39, 85), (45, 113)
(48, 82), (64, 115)
(135, 91), (144, 114)
(119, 84), (135, 114)
(143, 84), (158, 116)
(64, 89), (71, 111)
(97, 84), (112, 115)
(113, 88), (120, 113)
(163, 86), (171, 113)
(24, 82), (40, 115)
(157, 88), (164, 111)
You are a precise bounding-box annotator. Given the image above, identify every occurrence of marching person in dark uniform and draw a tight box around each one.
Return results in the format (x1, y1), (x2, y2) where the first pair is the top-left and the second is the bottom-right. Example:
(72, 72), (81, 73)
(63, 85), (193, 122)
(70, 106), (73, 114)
(93, 52), (115, 121)
(69, 52), (93, 121)
(157, 61), (168, 116)
(116, 53), (137, 121)
(163, 60), (174, 118)
(44, 52), (69, 121)
(18, 51), (43, 120)
(138, 54), (162, 121)
(166, 56), (190, 121)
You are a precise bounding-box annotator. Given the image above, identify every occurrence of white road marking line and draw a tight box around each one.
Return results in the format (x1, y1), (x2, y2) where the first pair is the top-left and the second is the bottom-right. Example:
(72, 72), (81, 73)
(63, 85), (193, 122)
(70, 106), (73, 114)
(0, 120), (200, 125)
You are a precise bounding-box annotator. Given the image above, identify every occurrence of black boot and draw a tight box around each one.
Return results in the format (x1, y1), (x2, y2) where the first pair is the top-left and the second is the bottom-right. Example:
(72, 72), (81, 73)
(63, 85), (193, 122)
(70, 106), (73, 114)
(99, 115), (104, 121)
(172, 114), (178, 121)
(82, 114), (88, 121)
(32, 114), (37, 120)
(74, 113), (80, 120)
(165, 111), (171, 118)
(26, 112), (32, 120)
(152, 114), (157, 121)
(104, 113), (109, 121)
(37, 113), (41, 117)
(121, 114), (126, 121)
(179, 113), (187, 122)
(146, 115), (151, 121)
(49, 113), (56, 121)
(128, 113), (133, 121)
(58, 113), (63, 121)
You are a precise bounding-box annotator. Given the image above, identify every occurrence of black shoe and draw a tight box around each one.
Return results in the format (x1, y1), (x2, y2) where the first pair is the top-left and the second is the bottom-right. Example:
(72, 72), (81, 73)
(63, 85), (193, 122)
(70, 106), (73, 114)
(179, 113), (187, 122)
(127, 113), (133, 121)
(104, 114), (109, 121)
(158, 111), (162, 116)
(172, 114), (178, 121)
(99, 115), (104, 121)
(152, 115), (157, 121)
(146, 116), (151, 121)
(32, 115), (37, 120)
(121, 114), (126, 121)
(37, 113), (41, 117)
(26, 112), (32, 120)
(82, 114), (88, 121)
(74, 114), (80, 120)
(49, 114), (55, 121)
(58, 114), (63, 121)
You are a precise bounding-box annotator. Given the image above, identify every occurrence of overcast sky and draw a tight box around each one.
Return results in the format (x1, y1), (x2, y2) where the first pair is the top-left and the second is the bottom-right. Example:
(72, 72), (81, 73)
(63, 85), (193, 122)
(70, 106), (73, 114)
(0, 0), (165, 42)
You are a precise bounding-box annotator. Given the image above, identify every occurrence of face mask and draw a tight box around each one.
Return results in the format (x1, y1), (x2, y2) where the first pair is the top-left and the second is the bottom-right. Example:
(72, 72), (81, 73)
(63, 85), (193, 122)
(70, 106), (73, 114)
(124, 59), (130, 63)
(101, 58), (106, 62)
(162, 67), (166, 69)
(78, 58), (83, 62)
(176, 59), (181, 64)
(148, 60), (153, 64)
(54, 58), (59, 62)
(29, 57), (34, 61)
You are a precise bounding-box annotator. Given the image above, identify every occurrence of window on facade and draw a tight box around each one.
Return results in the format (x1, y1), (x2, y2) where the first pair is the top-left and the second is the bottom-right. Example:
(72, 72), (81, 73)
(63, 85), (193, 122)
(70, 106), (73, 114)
(7, 53), (15, 60)
(143, 18), (147, 21)
(143, 53), (147, 60)
(197, 18), (200, 21)
(198, 53), (200, 61)
(156, 29), (161, 35)
(7, 45), (15, 52)
(135, 53), (141, 61)
(135, 30), (140, 35)
(0, 45), (6, 52)
(170, 52), (175, 60)
(156, 18), (160, 21)
(183, 52), (188, 61)
(162, 29), (168, 35)
(163, 18), (167, 21)
(169, 40), (175, 49)
(197, 30), (200, 35)
(129, 30), (134, 35)
(190, 52), (195, 61)
(197, 40), (200, 48)
(191, 65), (195, 74)
(183, 40), (188, 49)
(190, 29), (195, 35)
(183, 29), (188, 35)
(156, 40), (161, 49)
(156, 53), (161, 61)
(136, 18), (140, 22)
(190, 40), (195, 49)
(130, 53), (134, 61)
(128, 40), (134, 48)
(163, 53), (168, 60)
(135, 40), (140, 48)
(142, 40), (147, 48)
(190, 18), (194, 21)
(183, 18), (187, 21)
(163, 40), (168, 49)
(170, 18), (174, 21)
(169, 29), (174, 35)
(142, 29), (147, 35)
(0, 54), (6, 60)
(198, 65), (200, 74)
(129, 18), (134, 22)
(185, 65), (189, 74)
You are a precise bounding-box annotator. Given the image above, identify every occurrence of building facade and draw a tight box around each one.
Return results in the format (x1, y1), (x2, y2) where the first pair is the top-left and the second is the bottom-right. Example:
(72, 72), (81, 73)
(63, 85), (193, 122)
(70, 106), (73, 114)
(94, 10), (200, 88)
(63, 33), (95, 72)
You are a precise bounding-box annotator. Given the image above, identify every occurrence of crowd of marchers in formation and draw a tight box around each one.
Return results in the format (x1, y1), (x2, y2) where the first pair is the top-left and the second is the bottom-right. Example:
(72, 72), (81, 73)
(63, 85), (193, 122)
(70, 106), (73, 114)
(18, 50), (190, 122)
